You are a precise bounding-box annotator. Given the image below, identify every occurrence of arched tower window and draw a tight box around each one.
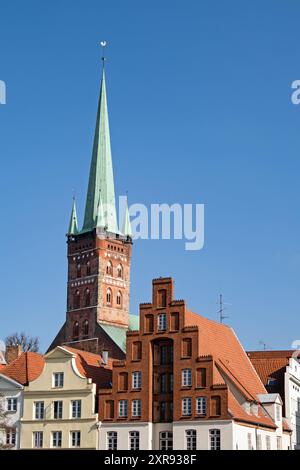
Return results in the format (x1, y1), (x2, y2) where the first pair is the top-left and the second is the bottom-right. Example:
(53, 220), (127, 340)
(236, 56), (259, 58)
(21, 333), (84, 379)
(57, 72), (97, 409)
(117, 264), (123, 279)
(83, 320), (89, 337)
(106, 261), (113, 276)
(85, 288), (91, 307)
(86, 261), (91, 276)
(73, 321), (79, 340)
(116, 291), (122, 306)
(77, 264), (81, 278)
(74, 290), (80, 309)
(106, 288), (112, 305)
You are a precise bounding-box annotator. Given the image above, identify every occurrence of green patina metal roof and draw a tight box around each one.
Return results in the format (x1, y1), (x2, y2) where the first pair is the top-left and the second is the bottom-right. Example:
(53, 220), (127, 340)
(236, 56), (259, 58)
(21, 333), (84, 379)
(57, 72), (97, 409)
(122, 196), (132, 238)
(96, 191), (107, 229)
(100, 314), (140, 352)
(82, 68), (118, 234)
(68, 199), (78, 235)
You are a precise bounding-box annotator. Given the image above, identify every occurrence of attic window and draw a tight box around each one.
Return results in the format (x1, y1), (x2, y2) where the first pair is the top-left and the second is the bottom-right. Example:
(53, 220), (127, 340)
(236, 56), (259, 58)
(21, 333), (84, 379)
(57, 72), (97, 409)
(267, 378), (277, 387)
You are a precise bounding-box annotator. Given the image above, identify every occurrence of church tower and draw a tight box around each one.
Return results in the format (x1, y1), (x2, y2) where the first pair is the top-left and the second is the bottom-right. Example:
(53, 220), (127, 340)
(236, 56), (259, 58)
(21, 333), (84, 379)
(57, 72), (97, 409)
(48, 60), (136, 359)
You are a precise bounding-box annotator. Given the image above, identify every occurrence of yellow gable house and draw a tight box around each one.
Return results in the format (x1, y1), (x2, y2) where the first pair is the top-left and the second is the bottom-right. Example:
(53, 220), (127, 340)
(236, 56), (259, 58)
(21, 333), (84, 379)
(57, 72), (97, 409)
(20, 346), (112, 449)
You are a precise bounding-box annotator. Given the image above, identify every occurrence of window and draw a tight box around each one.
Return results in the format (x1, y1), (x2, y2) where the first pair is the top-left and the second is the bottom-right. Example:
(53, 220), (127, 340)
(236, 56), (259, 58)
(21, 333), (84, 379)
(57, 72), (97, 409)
(145, 314), (154, 333)
(196, 397), (206, 416)
(117, 264), (123, 278)
(34, 401), (44, 420)
(211, 396), (221, 416)
(277, 436), (282, 450)
(186, 429), (196, 450)
(182, 369), (192, 387)
(256, 434), (262, 450)
(106, 288), (112, 304)
(160, 401), (167, 422)
(86, 261), (91, 276)
(210, 429), (221, 450)
(266, 435), (271, 450)
(182, 338), (192, 357)
(76, 264), (81, 278)
(182, 398), (192, 416)
(70, 431), (80, 448)
(132, 341), (142, 361)
(7, 398), (17, 412)
(129, 431), (140, 450)
(106, 261), (113, 275)
(132, 399), (141, 417)
(85, 288), (91, 307)
(116, 291), (122, 306)
(71, 400), (81, 418)
(159, 431), (173, 450)
(119, 400), (128, 417)
(157, 289), (167, 307)
(83, 320), (89, 337)
(105, 400), (114, 419)
(107, 431), (117, 450)
(158, 313), (167, 331)
(33, 431), (43, 448)
(53, 372), (64, 388)
(132, 371), (141, 389)
(160, 373), (167, 393)
(73, 321), (79, 339)
(247, 433), (252, 450)
(6, 429), (16, 447)
(74, 290), (80, 309)
(53, 401), (63, 419)
(170, 312), (179, 331)
(196, 368), (206, 387)
(118, 372), (128, 391)
(52, 431), (62, 448)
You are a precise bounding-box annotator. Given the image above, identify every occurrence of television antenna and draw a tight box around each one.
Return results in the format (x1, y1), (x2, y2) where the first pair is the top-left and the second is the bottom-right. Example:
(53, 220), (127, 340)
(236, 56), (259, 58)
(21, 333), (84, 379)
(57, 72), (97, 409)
(218, 294), (231, 323)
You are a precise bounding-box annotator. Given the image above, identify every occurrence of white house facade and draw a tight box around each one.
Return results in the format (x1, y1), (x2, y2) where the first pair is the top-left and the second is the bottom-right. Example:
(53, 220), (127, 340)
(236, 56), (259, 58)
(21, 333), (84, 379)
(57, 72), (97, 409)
(0, 374), (23, 449)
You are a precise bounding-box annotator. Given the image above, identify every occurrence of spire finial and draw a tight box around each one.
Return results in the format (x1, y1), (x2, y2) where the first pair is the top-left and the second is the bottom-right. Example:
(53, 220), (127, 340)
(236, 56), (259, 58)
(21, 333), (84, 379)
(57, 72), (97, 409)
(100, 41), (107, 70)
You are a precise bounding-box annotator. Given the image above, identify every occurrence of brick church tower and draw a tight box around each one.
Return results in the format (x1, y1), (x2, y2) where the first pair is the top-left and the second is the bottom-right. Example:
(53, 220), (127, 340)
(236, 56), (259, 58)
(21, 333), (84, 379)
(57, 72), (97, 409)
(48, 62), (138, 359)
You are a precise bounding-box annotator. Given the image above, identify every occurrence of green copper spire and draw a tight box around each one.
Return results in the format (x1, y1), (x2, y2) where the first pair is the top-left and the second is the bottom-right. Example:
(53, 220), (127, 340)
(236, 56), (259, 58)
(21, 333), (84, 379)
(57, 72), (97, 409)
(96, 191), (107, 229)
(68, 199), (78, 235)
(122, 196), (132, 238)
(82, 66), (118, 233)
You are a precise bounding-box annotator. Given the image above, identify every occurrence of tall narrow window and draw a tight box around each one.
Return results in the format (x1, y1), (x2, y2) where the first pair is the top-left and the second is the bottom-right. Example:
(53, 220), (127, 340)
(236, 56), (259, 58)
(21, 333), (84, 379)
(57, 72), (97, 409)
(211, 396), (221, 416)
(106, 261), (113, 276)
(86, 261), (91, 276)
(159, 431), (173, 450)
(70, 431), (81, 448)
(129, 431), (140, 450)
(85, 288), (91, 307)
(73, 321), (79, 340)
(117, 264), (123, 278)
(34, 401), (44, 420)
(52, 431), (62, 448)
(83, 320), (89, 337)
(116, 291), (122, 306)
(196, 397), (206, 416)
(182, 338), (192, 358)
(186, 429), (197, 450)
(157, 289), (167, 307)
(6, 429), (16, 447)
(71, 400), (81, 419)
(107, 432), (117, 450)
(53, 372), (64, 388)
(6, 398), (17, 412)
(53, 401), (63, 419)
(158, 313), (167, 331)
(196, 368), (206, 387)
(210, 429), (221, 450)
(106, 288), (112, 305)
(132, 371), (142, 389)
(118, 400), (128, 418)
(132, 399), (141, 417)
(74, 290), (80, 309)
(76, 264), (81, 278)
(182, 369), (192, 387)
(33, 431), (43, 448)
(182, 398), (192, 416)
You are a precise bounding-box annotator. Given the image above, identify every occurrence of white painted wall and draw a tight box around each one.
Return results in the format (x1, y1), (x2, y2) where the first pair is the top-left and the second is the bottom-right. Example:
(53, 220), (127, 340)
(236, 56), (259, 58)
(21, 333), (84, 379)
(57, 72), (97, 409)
(285, 357), (300, 449)
(0, 374), (23, 449)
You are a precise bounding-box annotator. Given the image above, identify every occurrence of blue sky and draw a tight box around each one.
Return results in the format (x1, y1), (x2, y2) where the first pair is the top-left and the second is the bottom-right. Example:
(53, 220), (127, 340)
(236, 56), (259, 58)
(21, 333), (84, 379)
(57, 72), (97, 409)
(0, 0), (300, 353)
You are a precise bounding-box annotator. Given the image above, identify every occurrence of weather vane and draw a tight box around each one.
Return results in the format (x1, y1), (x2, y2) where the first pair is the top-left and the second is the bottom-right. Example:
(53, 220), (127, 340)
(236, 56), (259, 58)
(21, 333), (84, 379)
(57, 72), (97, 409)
(100, 40), (107, 67)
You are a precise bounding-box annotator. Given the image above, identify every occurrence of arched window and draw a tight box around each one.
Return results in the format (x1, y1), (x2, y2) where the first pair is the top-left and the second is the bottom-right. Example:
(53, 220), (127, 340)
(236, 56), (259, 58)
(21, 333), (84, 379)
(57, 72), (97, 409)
(83, 320), (89, 337)
(106, 288), (112, 305)
(73, 321), (79, 339)
(117, 264), (123, 279)
(85, 288), (91, 307)
(74, 290), (80, 309)
(86, 261), (91, 276)
(106, 261), (113, 276)
(77, 264), (81, 278)
(116, 291), (122, 306)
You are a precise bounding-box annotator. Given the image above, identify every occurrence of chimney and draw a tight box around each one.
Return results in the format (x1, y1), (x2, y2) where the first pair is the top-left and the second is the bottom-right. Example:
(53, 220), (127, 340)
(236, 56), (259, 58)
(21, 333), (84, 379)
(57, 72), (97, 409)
(5, 345), (23, 364)
(102, 350), (109, 366)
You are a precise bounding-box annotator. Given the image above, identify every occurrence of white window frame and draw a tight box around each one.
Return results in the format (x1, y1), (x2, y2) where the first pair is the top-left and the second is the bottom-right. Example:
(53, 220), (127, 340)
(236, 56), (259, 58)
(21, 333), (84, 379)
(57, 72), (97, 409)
(52, 431), (62, 448)
(53, 372), (64, 388)
(33, 431), (43, 448)
(132, 371), (142, 389)
(186, 429), (197, 450)
(6, 429), (16, 447)
(196, 396), (206, 415)
(53, 400), (63, 419)
(70, 431), (81, 448)
(107, 431), (117, 450)
(182, 397), (192, 416)
(6, 397), (17, 412)
(132, 399), (141, 417)
(182, 369), (192, 387)
(266, 435), (271, 450)
(247, 432), (252, 450)
(118, 399), (128, 417)
(158, 313), (167, 331)
(71, 400), (81, 418)
(210, 429), (221, 450)
(129, 431), (140, 450)
(34, 401), (44, 420)
(159, 431), (173, 450)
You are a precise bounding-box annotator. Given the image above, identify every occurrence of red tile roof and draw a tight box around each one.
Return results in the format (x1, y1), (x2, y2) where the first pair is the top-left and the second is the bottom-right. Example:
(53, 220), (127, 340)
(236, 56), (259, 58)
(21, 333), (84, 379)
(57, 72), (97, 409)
(0, 352), (45, 385)
(227, 390), (277, 429)
(185, 311), (266, 399)
(62, 346), (112, 389)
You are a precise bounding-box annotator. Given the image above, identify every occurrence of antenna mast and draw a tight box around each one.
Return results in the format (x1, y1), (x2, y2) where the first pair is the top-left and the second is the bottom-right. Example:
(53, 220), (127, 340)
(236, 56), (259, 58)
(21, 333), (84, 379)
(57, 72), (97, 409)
(218, 294), (229, 323)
